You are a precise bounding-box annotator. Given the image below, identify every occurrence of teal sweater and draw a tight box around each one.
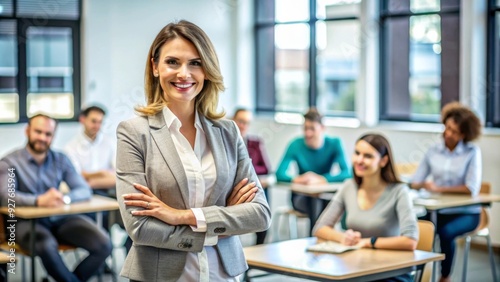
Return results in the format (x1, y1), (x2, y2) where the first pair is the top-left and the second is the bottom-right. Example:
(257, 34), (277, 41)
(276, 136), (351, 183)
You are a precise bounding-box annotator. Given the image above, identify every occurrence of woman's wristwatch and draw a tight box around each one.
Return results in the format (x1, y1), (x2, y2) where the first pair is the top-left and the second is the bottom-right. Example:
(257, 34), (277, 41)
(63, 195), (72, 205)
(370, 237), (378, 249)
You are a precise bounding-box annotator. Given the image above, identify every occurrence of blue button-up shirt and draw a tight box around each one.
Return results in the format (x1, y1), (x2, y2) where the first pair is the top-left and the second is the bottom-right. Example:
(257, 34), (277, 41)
(412, 140), (482, 214)
(0, 147), (92, 207)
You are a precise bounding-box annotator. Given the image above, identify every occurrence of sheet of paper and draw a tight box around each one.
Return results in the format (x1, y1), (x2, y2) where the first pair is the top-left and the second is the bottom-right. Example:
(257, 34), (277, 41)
(290, 183), (341, 194)
(306, 241), (360, 254)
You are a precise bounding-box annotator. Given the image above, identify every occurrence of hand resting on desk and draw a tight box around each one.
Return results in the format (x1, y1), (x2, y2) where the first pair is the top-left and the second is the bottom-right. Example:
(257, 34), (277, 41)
(293, 172), (328, 185)
(36, 187), (64, 207)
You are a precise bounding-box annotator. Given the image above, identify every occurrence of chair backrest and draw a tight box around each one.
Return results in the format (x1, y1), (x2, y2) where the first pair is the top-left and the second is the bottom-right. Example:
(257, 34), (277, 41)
(416, 220), (435, 252)
(0, 214), (6, 245)
(416, 220), (436, 282)
(475, 208), (490, 231)
(395, 163), (419, 176)
(480, 182), (491, 194)
(474, 182), (491, 232)
(0, 213), (23, 252)
(0, 213), (76, 254)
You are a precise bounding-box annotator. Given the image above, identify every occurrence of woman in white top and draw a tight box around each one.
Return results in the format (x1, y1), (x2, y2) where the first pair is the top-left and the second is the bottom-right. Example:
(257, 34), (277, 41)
(411, 102), (482, 282)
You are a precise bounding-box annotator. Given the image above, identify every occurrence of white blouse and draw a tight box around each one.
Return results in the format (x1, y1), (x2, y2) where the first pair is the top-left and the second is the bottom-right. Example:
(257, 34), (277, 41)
(162, 107), (237, 282)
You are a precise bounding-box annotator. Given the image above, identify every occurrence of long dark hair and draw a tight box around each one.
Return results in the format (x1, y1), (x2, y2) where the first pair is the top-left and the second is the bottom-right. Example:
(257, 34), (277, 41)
(353, 133), (401, 186)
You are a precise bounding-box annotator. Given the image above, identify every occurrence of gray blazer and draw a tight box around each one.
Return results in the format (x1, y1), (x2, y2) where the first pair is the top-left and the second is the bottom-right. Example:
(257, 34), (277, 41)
(116, 111), (271, 281)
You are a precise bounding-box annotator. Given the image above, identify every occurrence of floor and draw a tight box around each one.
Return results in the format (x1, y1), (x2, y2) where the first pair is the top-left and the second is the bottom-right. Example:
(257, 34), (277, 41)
(5, 187), (500, 282)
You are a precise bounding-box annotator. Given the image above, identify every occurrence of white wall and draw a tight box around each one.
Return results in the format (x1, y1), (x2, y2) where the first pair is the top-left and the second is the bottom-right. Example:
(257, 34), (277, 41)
(1, 0), (499, 245)
(80, 0), (242, 138)
(0, 0), (244, 154)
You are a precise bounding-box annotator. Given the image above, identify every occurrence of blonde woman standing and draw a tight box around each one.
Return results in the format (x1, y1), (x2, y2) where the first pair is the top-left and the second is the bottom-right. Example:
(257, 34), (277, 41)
(116, 20), (271, 282)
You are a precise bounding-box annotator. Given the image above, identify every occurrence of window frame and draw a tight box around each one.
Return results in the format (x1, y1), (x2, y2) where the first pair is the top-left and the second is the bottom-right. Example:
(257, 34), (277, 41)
(378, 0), (461, 123)
(254, 0), (360, 116)
(486, 0), (500, 127)
(0, 0), (81, 124)
(255, 0), (498, 130)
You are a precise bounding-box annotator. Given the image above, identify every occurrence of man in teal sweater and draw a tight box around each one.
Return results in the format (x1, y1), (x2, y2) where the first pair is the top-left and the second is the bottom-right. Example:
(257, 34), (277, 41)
(276, 108), (351, 235)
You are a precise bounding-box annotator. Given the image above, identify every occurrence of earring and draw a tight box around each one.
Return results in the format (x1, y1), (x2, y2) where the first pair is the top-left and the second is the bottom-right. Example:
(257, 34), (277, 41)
(154, 72), (159, 77)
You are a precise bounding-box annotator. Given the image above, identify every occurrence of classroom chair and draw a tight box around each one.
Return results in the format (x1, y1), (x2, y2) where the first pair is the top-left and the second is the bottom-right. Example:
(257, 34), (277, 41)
(395, 162), (419, 182)
(271, 207), (309, 241)
(460, 182), (497, 282)
(244, 207), (309, 281)
(0, 252), (11, 282)
(0, 214), (79, 282)
(415, 220), (435, 282)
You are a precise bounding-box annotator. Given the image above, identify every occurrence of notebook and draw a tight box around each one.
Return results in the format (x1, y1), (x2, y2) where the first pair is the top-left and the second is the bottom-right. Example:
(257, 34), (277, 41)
(306, 241), (361, 254)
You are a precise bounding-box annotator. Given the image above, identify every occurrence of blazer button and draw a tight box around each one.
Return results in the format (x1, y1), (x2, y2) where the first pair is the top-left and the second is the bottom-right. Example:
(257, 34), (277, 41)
(177, 242), (189, 249)
(214, 227), (226, 233)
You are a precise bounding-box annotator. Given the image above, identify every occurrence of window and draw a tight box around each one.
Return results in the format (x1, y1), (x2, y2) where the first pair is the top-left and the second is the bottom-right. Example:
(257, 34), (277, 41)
(255, 0), (360, 117)
(380, 0), (460, 122)
(0, 0), (80, 123)
(487, 0), (500, 127)
(0, 19), (18, 122)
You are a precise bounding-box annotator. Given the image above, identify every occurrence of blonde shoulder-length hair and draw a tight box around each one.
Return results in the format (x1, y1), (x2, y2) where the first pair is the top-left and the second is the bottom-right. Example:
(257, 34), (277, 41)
(135, 20), (225, 119)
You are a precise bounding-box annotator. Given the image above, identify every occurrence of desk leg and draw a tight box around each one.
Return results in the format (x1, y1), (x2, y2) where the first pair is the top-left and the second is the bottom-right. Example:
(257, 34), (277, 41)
(95, 212), (116, 282)
(30, 219), (36, 282)
(96, 211), (104, 282)
(96, 211), (102, 228)
(430, 211), (438, 282)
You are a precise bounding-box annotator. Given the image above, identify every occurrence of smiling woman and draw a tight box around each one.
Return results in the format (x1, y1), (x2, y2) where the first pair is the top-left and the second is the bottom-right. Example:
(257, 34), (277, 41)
(136, 20), (226, 119)
(115, 20), (271, 282)
(313, 133), (418, 282)
(151, 37), (206, 110)
(410, 102), (482, 282)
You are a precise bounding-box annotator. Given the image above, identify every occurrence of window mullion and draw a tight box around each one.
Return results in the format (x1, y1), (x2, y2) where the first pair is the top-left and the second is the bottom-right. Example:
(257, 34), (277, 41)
(17, 18), (28, 122)
(72, 22), (81, 119)
(487, 0), (500, 126)
(309, 0), (317, 108)
(1, 0), (81, 124)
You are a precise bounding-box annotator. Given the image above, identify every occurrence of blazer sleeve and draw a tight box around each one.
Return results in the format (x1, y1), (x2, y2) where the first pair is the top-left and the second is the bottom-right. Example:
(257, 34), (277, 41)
(116, 119), (206, 252)
(200, 122), (272, 237)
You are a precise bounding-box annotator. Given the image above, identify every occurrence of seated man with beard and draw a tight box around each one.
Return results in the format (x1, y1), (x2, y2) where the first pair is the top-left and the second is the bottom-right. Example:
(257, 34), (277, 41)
(0, 114), (112, 282)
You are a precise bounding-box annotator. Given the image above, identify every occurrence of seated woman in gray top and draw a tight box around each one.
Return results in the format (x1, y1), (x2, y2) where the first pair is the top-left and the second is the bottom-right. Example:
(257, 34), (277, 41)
(313, 133), (418, 282)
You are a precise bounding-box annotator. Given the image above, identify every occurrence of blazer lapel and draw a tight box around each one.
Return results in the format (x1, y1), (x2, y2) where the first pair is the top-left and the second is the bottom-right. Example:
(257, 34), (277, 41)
(148, 112), (190, 208)
(199, 114), (229, 205)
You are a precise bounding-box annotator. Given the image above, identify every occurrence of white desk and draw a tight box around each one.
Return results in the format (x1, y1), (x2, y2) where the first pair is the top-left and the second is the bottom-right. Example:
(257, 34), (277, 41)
(244, 237), (444, 281)
(413, 192), (500, 282)
(274, 182), (341, 197)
